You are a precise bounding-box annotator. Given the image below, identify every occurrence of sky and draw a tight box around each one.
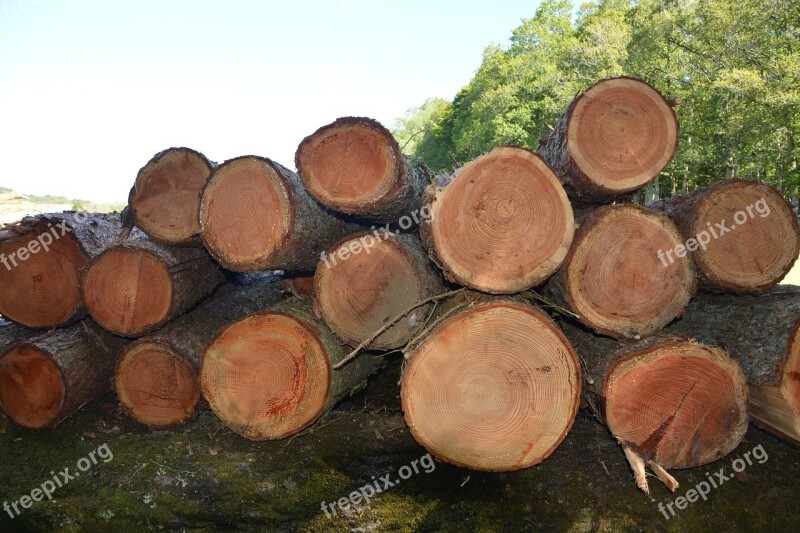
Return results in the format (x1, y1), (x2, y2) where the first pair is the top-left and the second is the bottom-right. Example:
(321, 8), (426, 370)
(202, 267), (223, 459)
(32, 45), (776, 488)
(0, 0), (540, 203)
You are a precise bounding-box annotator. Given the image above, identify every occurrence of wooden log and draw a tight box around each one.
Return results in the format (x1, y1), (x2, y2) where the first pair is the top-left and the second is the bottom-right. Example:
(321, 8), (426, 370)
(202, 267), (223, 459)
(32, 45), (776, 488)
(125, 147), (215, 245)
(561, 322), (748, 493)
(0, 320), (34, 351)
(538, 77), (679, 202)
(667, 286), (800, 445)
(295, 117), (427, 223)
(0, 212), (124, 328)
(200, 299), (383, 440)
(546, 204), (696, 340)
(115, 281), (284, 429)
(199, 155), (364, 272)
(0, 320), (127, 429)
(420, 146), (574, 294)
(81, 238), (225, 337)
(401, 296), (581, 471)
(650, 179), (800, 293)
(314, 230), (444, 350)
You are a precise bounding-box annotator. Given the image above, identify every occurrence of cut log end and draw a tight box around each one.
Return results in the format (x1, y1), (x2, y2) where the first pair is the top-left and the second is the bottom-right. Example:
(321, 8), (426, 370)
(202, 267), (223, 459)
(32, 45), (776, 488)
(782, 324), (800, 430)
(115, 342), (201, 429)
(82, 248), (172, 336)
(605, 339), (748, 470)
(427, 146), (574, 294)
(199, 157), (292, 272)
(0, 232), (87, 328)
(201, 313), (330, 440)
(0, 345), (64, 429)
(296, 117), (402, 213)
(567, 77), (678, 194)
(401, 301), (581, 471)
(130, 148), (213, 244)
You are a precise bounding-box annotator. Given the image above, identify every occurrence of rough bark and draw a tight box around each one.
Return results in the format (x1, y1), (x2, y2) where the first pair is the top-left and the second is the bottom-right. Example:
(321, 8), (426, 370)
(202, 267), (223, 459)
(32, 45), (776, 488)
(538, 77), (679, 203)
(0, 320), (127, 429)
(199, 155), (365, 272)
(295, 117), (427, 223)
(0, 320), (35, 351)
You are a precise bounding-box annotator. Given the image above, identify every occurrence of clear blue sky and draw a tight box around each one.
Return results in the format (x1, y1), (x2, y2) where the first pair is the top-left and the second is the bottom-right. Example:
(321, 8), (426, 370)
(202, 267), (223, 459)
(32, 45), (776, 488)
(0, 0), (540, 202)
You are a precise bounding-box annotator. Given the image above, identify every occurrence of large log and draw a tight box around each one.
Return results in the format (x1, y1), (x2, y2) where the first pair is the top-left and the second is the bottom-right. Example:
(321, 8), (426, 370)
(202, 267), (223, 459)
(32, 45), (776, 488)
(200, 299), (383, 440)
(0, 320), (127, 429)
(199, 155), (364, 272)
(115, 280), (285, 429)
(314, 230), (444, 350)
(667, 286), (800, 445)
(538, 77), (679, 202)
(546, 204), (696, 340)
(401, 296), (581, 471)
(420, 146), (574, 294)
(295, 117), (427, 223)
(562, 322), (748, 493)
(81, 238), (225, 337)
(650, 179), (800, 292)
(0, 212), (123, 328)
(125, 147), (215, 245)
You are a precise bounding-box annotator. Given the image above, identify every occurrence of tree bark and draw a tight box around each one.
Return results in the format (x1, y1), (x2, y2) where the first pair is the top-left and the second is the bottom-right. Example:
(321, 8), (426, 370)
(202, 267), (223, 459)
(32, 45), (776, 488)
(420, 145), (574, 294)
(650, 179), (800, 292)
(666, 286), (800, 445)
(401, 296), (581, 471)
(538, 77), (679, 203)
(199, 155), (365, 272)
(295, 116), (427, 223)
(0, 320), (127, 429)
(0, 212), (126, 328)
(81, 237), (225, 337)
(200, 299), (383, 441)
(545, 204), (696, 340)
(561, 322), (748, 494)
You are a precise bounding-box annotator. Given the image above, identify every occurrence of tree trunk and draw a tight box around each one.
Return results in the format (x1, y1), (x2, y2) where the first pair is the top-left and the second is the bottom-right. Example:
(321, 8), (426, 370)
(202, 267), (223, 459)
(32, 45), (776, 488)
(538, 77), (679, 203)
(125, 147), (215, 245)
(81, 238), (225, 337)
(561, 322), (748, 494)
(200, 299), (383, 441)
(199, 156), (365, 272)
(0, 212), (125, 328)
(650, 179), (800, 293)
(401, 296), (581, 472)
(314, 230), (444, 350)
(420, 145), (574, 294)
(295, 116), (427, 223)
(0, 320), (127, 429)
(666, 286), (800, 445)
(115, 281), (285, 430)
(546, 204), (696, 340)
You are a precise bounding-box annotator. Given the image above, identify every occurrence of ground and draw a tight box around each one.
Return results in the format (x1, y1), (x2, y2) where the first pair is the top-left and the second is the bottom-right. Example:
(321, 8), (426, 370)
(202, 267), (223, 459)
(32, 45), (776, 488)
(0, 358), (798, 532)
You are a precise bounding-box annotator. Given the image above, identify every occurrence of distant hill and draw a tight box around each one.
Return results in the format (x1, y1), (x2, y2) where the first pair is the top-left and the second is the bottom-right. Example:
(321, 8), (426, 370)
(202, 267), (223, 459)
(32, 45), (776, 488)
(0, 187), (125, 225)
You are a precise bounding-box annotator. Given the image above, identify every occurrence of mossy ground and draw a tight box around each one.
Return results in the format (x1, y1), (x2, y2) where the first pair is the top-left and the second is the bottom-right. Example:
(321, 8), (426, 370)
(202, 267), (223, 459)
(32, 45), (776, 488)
(1, 358), (798, 532)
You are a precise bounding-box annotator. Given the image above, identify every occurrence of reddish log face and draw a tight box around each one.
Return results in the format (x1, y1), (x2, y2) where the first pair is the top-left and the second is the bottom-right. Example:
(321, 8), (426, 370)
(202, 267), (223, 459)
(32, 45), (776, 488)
(0, 345), (64, 429)
(781, 323), (800, 433)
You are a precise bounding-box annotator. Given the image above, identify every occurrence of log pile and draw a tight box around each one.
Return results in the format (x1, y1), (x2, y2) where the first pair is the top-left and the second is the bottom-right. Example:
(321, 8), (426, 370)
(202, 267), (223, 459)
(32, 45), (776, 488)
(1, 76), (798, 497)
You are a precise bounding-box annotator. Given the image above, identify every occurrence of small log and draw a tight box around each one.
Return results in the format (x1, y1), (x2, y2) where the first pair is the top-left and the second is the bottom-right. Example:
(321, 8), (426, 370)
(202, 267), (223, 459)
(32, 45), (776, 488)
(199, 155), (364, 272)
(539, 77), (679, 202)
(650, 179), (800, 293)
(0, 212), (124, 328)
(401, 296), (581, 471)
(667, 286), (800, 445)
(546, 204), (696, 340)
(562, 322), (748, 493)
(420, 146), (574, 294)
(115, 281), (284, 429)
(0, 320), (127, 429)
(295, 117), (427, 222)
(126, 147), (215, 245)
(81, 238), (225, 337)
(200, 299), (383, 440)
(314, 230), (444, 350)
